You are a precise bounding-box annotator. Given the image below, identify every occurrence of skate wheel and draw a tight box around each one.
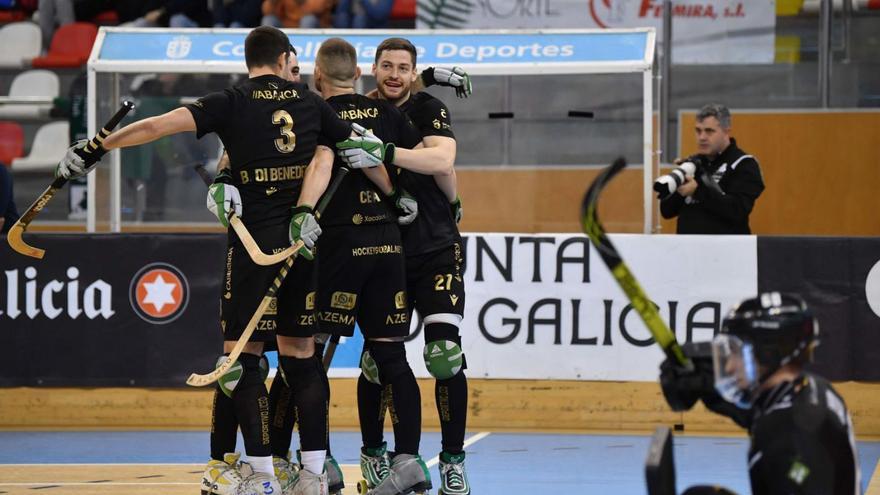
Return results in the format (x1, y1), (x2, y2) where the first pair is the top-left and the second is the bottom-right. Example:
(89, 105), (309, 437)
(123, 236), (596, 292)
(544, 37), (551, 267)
(357, 479), (369, 494)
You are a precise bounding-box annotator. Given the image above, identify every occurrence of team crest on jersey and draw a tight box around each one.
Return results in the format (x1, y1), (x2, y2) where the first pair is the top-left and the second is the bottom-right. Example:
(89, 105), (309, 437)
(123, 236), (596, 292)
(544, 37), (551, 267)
(166, 36), (192, 59)
(129, 263), (190, 324)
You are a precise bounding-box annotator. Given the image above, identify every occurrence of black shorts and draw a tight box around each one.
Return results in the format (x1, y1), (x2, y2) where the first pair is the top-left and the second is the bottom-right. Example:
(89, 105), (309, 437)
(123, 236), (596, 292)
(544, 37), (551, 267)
(316, 224), (409, 339)
(221, 223), (318, 343)
(406, 240), (465, 343)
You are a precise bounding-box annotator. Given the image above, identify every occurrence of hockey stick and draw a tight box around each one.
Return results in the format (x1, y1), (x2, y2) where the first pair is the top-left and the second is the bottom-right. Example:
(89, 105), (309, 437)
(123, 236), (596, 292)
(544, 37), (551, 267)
(187, 167), (351, 386)
(580, 158), (692, 369)
(7, 100), (135, 259)
(321, 334), (341, 372)
(195, 164), (298, 266)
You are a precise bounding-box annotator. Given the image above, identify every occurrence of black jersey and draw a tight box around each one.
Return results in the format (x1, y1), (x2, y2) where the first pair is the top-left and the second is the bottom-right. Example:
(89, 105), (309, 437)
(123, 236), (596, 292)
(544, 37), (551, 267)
(748, 373), (861, 495)
(186, 74), (351, 228)
(398, 91), (461, 256)
(320, 93), (420, 228)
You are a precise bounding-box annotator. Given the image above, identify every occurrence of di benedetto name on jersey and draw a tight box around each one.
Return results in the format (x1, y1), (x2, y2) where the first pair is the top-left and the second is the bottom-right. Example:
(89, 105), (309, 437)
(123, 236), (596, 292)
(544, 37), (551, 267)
(185, 74), (351, 228)
(398, 91), (460, 256)
(320, 93), (420, 228)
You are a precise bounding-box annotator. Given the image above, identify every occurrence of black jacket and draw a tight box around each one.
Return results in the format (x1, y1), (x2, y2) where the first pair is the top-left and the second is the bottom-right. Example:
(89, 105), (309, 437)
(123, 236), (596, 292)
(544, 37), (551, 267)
(661, 138), (764, 234)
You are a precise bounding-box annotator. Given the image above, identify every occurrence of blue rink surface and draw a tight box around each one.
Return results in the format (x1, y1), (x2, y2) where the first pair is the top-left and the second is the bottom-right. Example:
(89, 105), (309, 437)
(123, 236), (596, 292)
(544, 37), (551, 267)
(1, 430), (877, 494)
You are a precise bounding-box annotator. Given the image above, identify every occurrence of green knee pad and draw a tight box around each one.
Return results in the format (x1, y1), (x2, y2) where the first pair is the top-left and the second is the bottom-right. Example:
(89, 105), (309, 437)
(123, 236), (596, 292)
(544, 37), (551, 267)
(423, 340), (464, 380)
(216, 355), (243, 398)
(216, 354), (268, 398)
(360, 350), (381, 385)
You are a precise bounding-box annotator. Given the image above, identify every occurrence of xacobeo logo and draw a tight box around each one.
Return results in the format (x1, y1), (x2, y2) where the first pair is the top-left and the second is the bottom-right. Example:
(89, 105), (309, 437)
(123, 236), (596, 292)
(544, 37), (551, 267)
(129, 263), (190, 324)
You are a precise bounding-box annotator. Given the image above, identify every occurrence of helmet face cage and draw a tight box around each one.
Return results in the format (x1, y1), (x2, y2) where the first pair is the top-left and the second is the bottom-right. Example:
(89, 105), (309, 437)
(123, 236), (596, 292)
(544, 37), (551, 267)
(712, 292), (818, 407)
(712, 333), (760, 408)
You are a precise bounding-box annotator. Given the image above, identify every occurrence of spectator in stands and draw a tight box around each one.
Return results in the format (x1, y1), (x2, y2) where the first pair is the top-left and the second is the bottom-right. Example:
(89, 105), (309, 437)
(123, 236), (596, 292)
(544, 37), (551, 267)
(660, 103), (765, 235)
(115, 0), (210, 27)
(0, 164), (20, 234)
(37, 0), (112, 50)
(332, 0), (393, 28)
(260, 0), (330, 28)
(213, 0), (262, 27)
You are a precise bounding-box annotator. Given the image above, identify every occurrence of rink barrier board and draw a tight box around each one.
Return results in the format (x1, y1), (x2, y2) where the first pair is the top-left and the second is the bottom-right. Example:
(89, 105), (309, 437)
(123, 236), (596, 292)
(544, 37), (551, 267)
(0, 379), (878, 436)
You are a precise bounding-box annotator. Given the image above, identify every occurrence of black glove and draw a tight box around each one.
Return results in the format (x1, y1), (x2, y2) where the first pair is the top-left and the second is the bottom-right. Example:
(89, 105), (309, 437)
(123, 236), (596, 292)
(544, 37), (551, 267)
(659, 342), (715, 412)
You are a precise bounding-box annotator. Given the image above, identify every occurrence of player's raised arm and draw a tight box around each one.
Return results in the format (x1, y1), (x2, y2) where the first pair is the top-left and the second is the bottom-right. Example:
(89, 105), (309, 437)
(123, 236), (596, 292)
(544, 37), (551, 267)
(55, 107), (197, 180)
(101, 107), (196, 150)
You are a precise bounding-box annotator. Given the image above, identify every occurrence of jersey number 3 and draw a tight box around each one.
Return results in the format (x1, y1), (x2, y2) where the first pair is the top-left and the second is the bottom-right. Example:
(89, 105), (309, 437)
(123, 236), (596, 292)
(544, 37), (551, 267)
(272, 110), (296, 153)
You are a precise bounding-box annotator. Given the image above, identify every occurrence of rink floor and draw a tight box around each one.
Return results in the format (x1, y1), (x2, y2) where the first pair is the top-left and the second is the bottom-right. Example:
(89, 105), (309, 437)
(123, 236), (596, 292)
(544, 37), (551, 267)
(0, 430), (878, 494)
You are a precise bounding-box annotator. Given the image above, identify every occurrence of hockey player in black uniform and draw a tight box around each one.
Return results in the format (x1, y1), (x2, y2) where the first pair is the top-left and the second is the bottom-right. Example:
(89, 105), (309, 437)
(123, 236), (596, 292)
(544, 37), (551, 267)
(312, 37), (451, 495)
(660, 292), (862, 495)
(55, 26), (385, 495)
(348, 37), (472, 495)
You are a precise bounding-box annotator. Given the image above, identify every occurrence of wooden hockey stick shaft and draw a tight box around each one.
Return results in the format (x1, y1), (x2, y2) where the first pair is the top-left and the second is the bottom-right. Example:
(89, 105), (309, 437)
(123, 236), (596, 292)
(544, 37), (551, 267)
(186, 167), (350, 387)
(580, 158), (692, 370)
(195, 164), (299, 266)
(6, 100), (135, 259)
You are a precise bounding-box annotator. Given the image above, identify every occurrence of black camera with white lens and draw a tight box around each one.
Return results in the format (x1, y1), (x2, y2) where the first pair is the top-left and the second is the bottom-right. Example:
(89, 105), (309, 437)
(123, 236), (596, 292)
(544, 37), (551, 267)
(653, 157), (704, 200)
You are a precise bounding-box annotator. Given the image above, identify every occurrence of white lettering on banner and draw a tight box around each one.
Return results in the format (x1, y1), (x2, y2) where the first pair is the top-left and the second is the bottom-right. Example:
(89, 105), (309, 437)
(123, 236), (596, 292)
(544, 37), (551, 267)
(401, 233), (758, 381)
(435, 42), (574, 62)
(0, 267), (114, 320)
(212, 41), (245, 57)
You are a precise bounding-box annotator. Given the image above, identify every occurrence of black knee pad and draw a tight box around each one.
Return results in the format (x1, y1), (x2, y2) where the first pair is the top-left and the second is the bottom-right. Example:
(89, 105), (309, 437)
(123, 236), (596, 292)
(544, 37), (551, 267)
(366, 340), (411, 385)
(424, 322), (460, 343)
(236, 353), (266, 388)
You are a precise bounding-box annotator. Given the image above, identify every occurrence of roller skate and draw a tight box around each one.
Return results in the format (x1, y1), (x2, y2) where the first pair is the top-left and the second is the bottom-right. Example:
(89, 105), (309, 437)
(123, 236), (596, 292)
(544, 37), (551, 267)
(234, 461), (283, 495)
(294, 449), (344, 495)
(325, 453), (345, 495)
(201, 453), (244, 495)
(274, 451), (299, 493)
(285, 466), (328, 495)
(358, 442), (390, 490)
(356, 453), (432, 495)
(437, 451), (470, 495)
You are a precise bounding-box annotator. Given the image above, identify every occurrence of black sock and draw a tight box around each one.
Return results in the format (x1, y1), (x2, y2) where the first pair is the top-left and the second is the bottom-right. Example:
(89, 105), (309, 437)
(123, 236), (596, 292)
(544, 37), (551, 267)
(233, 353), (271, 457)
(268, 374), (295, 458)
(279, 354), (328, 452)
(367, 341), (421, 455)
(436, 371), (468, 454)
(357, 373), (386, 449)
(210, 386), (239, 461)
(318, 355), (333, 456)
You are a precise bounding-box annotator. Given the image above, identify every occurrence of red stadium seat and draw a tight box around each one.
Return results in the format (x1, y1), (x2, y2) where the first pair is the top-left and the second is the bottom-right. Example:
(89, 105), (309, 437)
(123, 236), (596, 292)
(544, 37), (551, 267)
(0, 121), (24, 166)
(31, 22), (98, 68)
(0, 10), (27, 22)
(391, 0), (415, 19)
(91, 10), (118, 25)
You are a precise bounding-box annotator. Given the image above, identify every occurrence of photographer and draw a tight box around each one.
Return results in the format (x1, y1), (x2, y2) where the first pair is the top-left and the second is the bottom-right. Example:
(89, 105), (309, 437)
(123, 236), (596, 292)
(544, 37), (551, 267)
(658, 104), (764, 234)
(660, 293), (861, 495)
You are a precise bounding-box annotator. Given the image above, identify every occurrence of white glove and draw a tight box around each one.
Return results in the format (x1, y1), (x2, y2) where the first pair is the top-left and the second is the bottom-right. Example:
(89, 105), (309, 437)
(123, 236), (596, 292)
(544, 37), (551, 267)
(425, 67), (472, 98)
(288, 205), (321, 260)
(55, 139), (98, 179)
(207, 180), (242, 228)
(337, 126), (390, 169)
(389, 189), (418, 225)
